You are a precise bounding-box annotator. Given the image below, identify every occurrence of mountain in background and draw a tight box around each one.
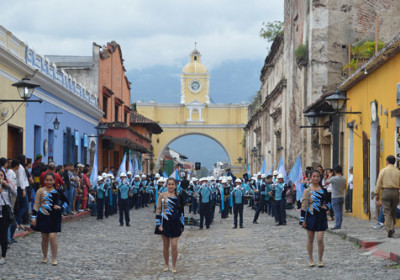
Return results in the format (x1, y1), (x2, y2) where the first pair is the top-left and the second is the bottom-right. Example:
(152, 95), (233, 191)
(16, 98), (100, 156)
(128, 59), (263, 104)
(128, 59), (264, 170)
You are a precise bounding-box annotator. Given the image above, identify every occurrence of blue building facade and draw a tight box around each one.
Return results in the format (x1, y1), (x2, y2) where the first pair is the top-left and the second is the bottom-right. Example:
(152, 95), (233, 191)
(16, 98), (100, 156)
(24, 46), (104, 165)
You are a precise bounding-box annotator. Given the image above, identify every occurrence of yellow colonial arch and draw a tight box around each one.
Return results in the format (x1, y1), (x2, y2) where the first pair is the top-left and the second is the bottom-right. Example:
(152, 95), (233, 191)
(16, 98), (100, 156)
(136, 48), (248, 176)
(156, 132), (232, 167)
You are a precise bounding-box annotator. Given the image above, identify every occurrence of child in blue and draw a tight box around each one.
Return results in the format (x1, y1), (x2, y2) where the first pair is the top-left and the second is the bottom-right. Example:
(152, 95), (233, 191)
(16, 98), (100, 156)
(231, 178), (245, 228)
(117, 173), (132, 226)
(94, 176), (105, 220)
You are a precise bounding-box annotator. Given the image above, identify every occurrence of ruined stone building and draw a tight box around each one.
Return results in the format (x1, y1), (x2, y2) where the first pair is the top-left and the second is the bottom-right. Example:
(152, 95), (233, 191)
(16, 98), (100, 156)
(246, 0), (400, 173)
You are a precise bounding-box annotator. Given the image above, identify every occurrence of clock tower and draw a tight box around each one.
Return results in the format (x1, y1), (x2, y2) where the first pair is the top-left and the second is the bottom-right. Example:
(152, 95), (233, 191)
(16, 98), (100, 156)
(181, 48), (210, 104)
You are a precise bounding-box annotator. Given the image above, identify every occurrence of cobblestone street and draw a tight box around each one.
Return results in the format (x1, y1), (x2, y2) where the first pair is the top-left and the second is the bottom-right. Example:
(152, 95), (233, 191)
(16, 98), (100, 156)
(2, 206), (399, 280)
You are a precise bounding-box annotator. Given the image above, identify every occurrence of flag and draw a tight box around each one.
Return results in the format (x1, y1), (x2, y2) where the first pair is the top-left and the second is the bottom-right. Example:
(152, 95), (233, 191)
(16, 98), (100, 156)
(277, 156), (287, 181)
(267, 167), (272, 176)
(116, 152), (127, 179)
(128, 153), (134, 176)
(89, 149), (98, 186)
(260, 157), (267, 174)
(287, 155), (303, 201)
(162, 171), (168, 178)
(247, 164), (251, 179)
(134, 156), (139, 176)
(170, 169), (181, 181)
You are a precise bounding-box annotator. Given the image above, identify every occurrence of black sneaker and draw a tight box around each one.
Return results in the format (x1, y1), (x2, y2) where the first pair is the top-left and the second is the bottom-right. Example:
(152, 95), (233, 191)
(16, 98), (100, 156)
(240, 226), (244, 228)
(126, 223), (130, 227)
(120, 224), (123, 226)
(388, 229), (395, 238)
(253, 221), (258, 224)
(233, 226), (237, 229)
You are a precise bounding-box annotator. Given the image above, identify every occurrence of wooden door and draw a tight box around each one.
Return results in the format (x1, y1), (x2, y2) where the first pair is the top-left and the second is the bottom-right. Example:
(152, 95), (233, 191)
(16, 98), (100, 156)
(7, 125), (22, 159)
(362, 131), (369, 215)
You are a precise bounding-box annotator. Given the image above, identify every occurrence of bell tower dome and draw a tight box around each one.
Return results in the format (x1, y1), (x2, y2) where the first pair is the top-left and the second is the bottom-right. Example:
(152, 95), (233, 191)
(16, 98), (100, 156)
(181, 47), (210, 104)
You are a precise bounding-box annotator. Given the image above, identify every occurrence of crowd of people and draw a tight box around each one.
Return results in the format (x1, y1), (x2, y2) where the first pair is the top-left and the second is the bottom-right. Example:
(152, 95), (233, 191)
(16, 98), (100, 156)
(1, 151), (399, 269)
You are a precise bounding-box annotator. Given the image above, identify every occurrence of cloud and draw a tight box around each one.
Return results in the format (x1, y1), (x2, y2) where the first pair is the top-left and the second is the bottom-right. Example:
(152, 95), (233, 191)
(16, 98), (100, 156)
(2, 0), (283, 70)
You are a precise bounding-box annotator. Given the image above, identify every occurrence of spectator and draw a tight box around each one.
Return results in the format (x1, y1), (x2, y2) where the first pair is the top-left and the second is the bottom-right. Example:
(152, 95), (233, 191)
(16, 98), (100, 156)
(6, 160), (18, 245)
(81, 168), (91, 210)
(40, 162), (64, 189)
(374, 155), (400, 238)
(326, 165), (346, 230)
(0, 169), (17, 264)
(345, 167), (353, 213)
(15, 154), (29, 231)
(0, 158), (7, 176)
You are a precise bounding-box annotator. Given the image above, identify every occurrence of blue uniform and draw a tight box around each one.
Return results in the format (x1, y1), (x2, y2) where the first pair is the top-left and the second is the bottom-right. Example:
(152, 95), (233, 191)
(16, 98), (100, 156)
(117, 182), (132, 226)
(232, 185), (245, 228)
(199, 184), (211, 229)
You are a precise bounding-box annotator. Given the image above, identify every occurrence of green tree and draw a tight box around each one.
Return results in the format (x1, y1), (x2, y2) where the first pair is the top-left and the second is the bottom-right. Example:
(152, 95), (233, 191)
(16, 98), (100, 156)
(259, 21), (284, 42)
(200, 166), (209, 177)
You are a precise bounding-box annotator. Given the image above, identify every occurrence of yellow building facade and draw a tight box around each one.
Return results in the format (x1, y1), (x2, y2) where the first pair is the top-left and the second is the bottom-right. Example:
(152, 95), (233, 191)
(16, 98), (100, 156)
(137, 49), (248, 176)
(340, 33), (400, 224)
(0, 26), (28, 159)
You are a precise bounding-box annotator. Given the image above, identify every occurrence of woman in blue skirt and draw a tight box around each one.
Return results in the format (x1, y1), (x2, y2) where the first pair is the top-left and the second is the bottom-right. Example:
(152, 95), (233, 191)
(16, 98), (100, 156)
(300, 170), (331, 268)
(155, 178), (184, 273)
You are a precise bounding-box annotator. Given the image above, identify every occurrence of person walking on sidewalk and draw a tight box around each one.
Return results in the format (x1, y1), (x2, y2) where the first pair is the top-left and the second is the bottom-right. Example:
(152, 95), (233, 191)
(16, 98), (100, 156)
(326, 166), (346, 230)
(300, 170), (330, 267)
(374, 155), (400, 238)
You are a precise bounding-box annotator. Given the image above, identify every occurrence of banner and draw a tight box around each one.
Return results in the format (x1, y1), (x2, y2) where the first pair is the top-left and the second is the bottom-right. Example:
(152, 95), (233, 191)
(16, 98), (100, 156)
(89, 149), (98, 186)
(116, 152), (127, 179)
(277, 156), (287, 181)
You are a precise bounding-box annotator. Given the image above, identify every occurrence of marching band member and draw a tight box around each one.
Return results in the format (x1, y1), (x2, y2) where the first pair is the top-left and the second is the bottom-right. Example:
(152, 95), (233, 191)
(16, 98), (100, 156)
(274, 174), (289, 226)
(132, 175), (141, 209)
(198, 177), (212, 229)
(93, 176), (105, 220)
(231, 178), (245, 229)
(220, 178), (230, 219)
(141, 174), (149, 207)
(158, 177), (168, 193)
(117, 173), (132, 226)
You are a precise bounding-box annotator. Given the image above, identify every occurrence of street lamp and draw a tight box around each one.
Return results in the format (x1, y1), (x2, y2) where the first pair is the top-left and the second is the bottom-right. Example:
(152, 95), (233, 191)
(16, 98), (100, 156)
(95, 122), (108, 136)
(301, 90), (361, 168)
(1, 76), (42, 103)
(325, 90), (348, 112)
(12, 78), (40, 100)
(53, 117), (60, 130)
(304, 110), (321, 126)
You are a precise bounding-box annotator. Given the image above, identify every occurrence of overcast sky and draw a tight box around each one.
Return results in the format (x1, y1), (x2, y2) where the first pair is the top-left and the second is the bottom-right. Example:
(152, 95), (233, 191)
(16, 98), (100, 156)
(1, 0), (284, 169)
(2, 0), (283, 70)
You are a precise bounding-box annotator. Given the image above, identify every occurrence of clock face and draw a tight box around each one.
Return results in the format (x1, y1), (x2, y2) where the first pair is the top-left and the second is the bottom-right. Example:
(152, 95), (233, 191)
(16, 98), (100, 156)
(190, 80), (201, 93)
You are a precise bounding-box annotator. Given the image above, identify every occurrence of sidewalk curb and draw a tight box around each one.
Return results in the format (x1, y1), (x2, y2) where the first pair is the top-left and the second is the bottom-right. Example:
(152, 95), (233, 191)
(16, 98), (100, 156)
(286, 210), (400, 264)
(13, 211), (90, 239)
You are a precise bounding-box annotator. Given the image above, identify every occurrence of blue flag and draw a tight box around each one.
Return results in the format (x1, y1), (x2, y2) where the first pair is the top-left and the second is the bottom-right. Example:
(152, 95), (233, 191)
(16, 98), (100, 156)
(260, 157), (266, 174)
(116, 152), (127, 180)
(277, 156), (287, 181)
(89, 149), (98, 187)
(247, 164), (251, 179)
(267, 167), (272, 176)
(134, 157), (139, 176)
(288, 155), (303, 201)
(128, 153), (134, 176)
(162, 171), (168, 178)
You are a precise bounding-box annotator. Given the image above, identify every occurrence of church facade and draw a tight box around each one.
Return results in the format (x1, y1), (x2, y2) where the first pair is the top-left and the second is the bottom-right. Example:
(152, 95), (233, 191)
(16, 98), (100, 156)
(136, 49), (247, 176)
